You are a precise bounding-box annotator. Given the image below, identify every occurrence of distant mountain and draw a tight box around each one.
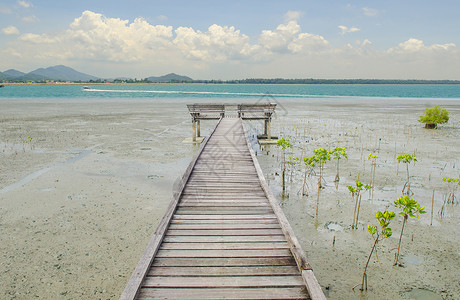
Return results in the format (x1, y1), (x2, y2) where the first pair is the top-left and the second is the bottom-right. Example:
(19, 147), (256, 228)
(0, 71), (7, 80)
(4, 69), (26, 78)
(25, 65), (99, 81)
(147, 73), (192, 82)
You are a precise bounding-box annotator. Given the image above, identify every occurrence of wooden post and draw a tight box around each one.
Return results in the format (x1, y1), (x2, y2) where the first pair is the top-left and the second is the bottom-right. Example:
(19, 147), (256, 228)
(192, 119), (196, 142)
(267, 118), (271, 140)
(197, 120), (201, 137)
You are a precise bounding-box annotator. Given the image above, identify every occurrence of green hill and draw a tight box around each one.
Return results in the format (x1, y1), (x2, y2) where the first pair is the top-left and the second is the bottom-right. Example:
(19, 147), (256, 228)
(147, 73), (193, 82)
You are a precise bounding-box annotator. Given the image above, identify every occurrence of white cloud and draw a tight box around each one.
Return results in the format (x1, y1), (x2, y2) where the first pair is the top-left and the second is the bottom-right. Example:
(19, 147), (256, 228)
(288, 33), (330, 53)
(338, 25), (360, 35)
(259, 21), (301, 53)
(18, 1), (32, 8)
(2, 25), (20, 35)
(388, 38), (456, 54)
(0, 5), (12, 14)
(362, 7), (378, 17)
(65, 11), (174, 62)
(22, 15), (39, 22)
(284, 11), (303, 22)
(19, 33), (55, 43)
(3, 10), (459, 79)
(174, 24), (258, 61)
(157, 15), (168, 22)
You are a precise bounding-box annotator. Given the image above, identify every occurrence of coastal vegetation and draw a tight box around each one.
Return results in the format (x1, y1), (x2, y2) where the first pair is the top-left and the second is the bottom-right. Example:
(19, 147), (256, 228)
(418, 105), (450, 129)
(358, 210), (395, 291)
(3, 65), (460, 84)
(397, 154), (417, 196)
(393, 196), (426, 266)
(348, 180), (372, 229)
(276, 138), (292, 194)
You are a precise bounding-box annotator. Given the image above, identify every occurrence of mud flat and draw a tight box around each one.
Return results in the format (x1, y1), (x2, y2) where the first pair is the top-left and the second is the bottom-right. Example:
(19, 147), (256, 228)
(0, 98), (217, 299)
(252, 98), (459, 300)
(0, 97), (458, 299)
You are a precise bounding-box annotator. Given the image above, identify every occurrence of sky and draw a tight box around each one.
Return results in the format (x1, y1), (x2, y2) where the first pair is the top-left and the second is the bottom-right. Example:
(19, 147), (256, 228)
(1, 0), (459, 80)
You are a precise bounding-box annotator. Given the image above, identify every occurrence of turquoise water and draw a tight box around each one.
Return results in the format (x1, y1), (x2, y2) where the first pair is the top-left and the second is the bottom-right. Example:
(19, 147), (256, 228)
(1, 84), (460, 99)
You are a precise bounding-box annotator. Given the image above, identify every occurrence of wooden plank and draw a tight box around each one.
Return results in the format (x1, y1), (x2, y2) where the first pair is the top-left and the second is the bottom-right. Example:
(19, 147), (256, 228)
(142, 275), (305, 288)
(148, 265), (299, 276)
(155, 249), (292, 258)
(174, 209), (274, 215)
(172, 214), (277, 220)
(137, 287), (308, 300)
(168, 223), (280, 230)
(166, 229), (284, 236)
(160, 242), (288, 250)
(163, 235), (286, 243)
(179, 200), (268, 206)
(302, 270), (327, 300)
(170, 218), (279, 224)
(151, 257), (296, 267)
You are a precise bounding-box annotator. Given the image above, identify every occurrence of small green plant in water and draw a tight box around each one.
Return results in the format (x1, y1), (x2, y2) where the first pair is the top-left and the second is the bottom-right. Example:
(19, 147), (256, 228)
(27, 136), (34, 150)
(348, 180), (372, 229)
(442, 177), (459, 204)
(367, 153), (379, 198)
(329, 147), (348, 182)
(298, 155), (317, 196)
(393, 195), (426, 266)
(287, 156), (299, 182)
(418, 105), (450, 129)
(357, 210), (395, 291)
(277, 138), (293, 194)
(313, 148), (331, 189)
(397, 154), (417, 196)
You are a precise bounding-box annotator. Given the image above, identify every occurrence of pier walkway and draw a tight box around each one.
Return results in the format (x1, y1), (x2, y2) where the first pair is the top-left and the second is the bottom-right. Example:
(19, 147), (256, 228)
(121, 117), (325, 300)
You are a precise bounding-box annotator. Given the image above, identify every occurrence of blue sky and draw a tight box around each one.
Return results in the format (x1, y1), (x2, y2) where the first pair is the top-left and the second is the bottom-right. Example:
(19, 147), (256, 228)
(1, 0), (459, 79)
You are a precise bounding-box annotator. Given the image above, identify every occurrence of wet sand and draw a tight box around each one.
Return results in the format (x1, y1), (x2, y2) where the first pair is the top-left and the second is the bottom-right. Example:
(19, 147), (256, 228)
(1, 97), (459, 299)
(253, 98), (460, 299)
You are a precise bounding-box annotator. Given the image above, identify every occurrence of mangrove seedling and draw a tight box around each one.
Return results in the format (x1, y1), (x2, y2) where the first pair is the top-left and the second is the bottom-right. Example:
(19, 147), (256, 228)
(393, 195), (426, 266)
(358, 210), (395, 291)
(277, 138), (293, 193)
(397, 154), (417, 196)
(329, 147), (348, 182)
(313, 148), (331, 189)
(367, 153), (379, 198)
(287, 156), (299, 182)
(298, 155), (317, 196)
(348, 180), (372, 229)
(418, 105), (450, 129)
(443, 177), (459, 204)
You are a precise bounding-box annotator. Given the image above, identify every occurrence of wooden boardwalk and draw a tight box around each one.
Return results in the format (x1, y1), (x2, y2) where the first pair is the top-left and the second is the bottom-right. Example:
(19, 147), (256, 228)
(121, 117), (326, 300)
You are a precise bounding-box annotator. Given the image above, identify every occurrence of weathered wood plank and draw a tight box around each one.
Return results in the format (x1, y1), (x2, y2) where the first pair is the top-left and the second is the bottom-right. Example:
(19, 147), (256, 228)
(163, 235), (286, 243)
(160, 242), (288, 250)
(168, 223), (280, 230)
(172, 214), (277, 220)
(166, 229), (284, 236)
(178, 201), (268, 207)
(151, 257), (296, 267)
(170, 218), (279, 224)
(148, 265), (299, 276)
(138, 287), (309, 300)
(143, 275), (305, 288)
(156, 249), (292, 258)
